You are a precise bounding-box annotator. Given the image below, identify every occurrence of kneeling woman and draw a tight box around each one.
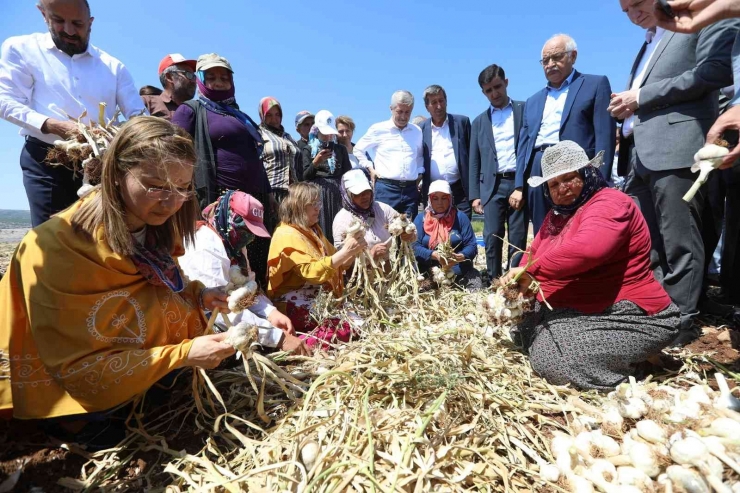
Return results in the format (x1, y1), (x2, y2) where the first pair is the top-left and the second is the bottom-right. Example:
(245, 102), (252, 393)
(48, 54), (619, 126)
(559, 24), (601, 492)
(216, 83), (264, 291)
(412, 180), (481, 290)
(0, 117), (236, 423)
(503, 141), (679, 391)
(267, 183), (366, 348)
(179, 190), (307, 355)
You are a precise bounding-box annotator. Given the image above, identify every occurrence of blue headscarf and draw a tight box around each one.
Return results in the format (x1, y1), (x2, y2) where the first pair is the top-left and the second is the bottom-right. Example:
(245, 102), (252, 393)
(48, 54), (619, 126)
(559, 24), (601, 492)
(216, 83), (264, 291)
(308, 125), (337, 173)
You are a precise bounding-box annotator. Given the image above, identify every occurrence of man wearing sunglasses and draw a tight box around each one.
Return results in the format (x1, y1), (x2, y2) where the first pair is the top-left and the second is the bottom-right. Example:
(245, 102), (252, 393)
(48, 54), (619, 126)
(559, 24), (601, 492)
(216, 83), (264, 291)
(142, 54), (197, 121)
(516, 34), (616, 235)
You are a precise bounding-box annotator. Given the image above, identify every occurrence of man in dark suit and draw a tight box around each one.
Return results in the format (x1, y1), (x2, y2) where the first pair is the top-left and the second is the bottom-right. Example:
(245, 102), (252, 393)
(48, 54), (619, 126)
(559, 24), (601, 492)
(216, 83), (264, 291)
(516, 34), (616, 234)
(469, 65), (527, 282)
(610, 0), (738, 345)
(420, 85), (472, 218)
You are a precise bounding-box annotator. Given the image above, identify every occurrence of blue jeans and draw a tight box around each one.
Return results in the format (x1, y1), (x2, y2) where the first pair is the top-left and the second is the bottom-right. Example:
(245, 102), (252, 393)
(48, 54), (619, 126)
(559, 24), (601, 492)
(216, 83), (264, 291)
(374, 179), (420, 220)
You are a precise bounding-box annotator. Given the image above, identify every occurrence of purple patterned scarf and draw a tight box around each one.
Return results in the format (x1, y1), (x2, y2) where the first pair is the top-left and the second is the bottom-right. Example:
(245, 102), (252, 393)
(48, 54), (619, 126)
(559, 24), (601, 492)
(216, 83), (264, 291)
(130, 228), (185, 293)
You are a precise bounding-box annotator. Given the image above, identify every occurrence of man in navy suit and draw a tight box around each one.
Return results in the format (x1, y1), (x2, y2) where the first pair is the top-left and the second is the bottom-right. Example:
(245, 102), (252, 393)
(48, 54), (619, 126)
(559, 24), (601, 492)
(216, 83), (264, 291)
(516, 34), (616, 234)
(469, 64), (527, 282)
(420, 85), (472, 218)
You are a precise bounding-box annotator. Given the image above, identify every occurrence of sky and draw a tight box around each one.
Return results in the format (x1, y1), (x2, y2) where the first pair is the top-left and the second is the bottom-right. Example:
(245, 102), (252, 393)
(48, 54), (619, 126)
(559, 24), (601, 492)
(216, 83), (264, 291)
(0, 0), (645, 210)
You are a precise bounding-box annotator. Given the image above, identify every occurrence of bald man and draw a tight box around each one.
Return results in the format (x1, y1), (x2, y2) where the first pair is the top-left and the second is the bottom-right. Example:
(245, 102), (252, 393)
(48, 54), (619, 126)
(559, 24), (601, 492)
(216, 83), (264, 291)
(515, 34), (616, 234)
(0, 0), (145, 226)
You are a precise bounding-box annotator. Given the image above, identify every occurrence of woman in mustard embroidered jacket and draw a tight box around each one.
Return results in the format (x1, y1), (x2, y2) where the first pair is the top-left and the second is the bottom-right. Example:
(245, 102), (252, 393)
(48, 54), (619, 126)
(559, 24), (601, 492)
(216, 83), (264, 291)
(0, 117), (235, 423)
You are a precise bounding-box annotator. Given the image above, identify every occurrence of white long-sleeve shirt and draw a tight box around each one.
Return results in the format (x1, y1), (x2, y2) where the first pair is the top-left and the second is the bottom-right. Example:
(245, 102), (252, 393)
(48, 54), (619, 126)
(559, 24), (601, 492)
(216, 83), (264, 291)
(353, 119), (424, 181)
(430, 117), (460, 183)
(0, 32), (145, 144)
(179, 226), (283, 347)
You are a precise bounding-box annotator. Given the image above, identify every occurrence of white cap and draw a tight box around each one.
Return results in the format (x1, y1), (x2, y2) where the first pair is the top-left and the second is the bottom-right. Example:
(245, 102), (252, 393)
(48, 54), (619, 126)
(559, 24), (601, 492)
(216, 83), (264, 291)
(428, 180), (452, 196)
(343, 169), (372, 195)
(314, 110), (339, 135)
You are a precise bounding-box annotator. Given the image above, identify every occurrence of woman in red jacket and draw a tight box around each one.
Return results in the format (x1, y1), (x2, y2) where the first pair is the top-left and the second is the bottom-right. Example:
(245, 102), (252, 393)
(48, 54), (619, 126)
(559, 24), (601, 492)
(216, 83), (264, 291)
(503, 141), (679, 391)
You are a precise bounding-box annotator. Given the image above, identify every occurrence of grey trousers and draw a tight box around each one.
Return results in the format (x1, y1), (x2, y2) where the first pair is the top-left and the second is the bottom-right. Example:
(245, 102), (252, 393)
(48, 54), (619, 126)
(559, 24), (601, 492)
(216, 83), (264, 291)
(624, 145), (705, 329)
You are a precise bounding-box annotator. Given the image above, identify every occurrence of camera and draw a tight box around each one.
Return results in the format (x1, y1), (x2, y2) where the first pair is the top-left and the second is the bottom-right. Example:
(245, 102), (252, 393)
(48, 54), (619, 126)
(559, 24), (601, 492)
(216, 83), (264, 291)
(657, 0), (675, 17)
(319, 140), (335, 152)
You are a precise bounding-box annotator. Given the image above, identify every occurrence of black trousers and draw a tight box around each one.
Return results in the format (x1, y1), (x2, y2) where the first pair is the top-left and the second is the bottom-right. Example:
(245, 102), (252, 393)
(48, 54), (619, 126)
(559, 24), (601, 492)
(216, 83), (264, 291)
(623, 144), (705, 329)
(21, 137), (82, 227)
(720, 167), (740, 304)
(525, 149), (550, 235)
(482, 175), (527, 281)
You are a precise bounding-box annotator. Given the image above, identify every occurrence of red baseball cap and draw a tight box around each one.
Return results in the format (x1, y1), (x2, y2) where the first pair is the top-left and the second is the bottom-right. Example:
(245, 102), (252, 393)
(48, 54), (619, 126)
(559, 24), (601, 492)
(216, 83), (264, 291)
(229, 192), (271, 238)
(158, 54), (197, 75)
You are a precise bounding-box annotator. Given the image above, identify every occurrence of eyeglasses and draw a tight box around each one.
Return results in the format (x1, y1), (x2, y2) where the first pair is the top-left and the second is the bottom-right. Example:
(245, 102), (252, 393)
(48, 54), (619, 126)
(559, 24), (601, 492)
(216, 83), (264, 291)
(172, 70), (196, 81)
(127, 171), (196, 202)
(540, 51), (572, 66)
(309, 201), (323, 211)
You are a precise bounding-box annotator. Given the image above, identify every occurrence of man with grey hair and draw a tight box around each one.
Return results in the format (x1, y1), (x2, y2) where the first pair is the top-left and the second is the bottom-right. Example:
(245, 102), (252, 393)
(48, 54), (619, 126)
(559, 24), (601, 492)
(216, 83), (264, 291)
(141, 54), (196, 120)
(354, 90), (424, 218)
(516, 34), (615, 234)
(419, 84), (472, 218)
(0, 0), (144, 226)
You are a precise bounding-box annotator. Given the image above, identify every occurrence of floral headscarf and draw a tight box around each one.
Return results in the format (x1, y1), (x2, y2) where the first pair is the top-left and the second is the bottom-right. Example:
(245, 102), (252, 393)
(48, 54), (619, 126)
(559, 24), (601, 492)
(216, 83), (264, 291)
(543, 165), (608, 216)
(202, 190), (261, 268)
(259, 96), (281, 122)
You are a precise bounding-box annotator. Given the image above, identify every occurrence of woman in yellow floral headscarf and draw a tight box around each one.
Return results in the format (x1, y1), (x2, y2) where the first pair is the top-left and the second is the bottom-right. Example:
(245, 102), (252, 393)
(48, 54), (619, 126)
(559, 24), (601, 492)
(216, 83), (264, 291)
(0, 117), (235, 426)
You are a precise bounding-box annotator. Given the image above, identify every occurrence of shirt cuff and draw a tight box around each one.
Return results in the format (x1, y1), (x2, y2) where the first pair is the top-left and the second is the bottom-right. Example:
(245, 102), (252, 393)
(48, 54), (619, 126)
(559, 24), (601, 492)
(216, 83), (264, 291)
(257, 328), (284, 348)
(27, 112), (51, 132)
(635, 88), (642, 108)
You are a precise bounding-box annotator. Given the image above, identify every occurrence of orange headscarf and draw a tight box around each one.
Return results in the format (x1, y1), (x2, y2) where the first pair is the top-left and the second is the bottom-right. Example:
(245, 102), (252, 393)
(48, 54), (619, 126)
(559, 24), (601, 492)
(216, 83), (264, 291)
(423, 201), (456, 250)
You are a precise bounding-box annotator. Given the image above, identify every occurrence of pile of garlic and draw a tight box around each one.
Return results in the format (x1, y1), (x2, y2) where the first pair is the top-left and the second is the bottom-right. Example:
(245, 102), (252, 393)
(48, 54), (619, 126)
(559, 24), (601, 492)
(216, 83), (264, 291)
(226, 265), (260, 314)
(483, 281), (532, 326)
(542, 374), (740, 492)
(388, 214), (417, 237)
(431, 266), (454, 286)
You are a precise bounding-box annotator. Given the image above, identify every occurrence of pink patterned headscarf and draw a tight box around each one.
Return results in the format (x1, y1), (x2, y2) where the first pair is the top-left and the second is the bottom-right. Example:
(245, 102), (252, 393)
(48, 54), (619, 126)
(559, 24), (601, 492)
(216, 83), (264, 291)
(258, 96), (281, 122)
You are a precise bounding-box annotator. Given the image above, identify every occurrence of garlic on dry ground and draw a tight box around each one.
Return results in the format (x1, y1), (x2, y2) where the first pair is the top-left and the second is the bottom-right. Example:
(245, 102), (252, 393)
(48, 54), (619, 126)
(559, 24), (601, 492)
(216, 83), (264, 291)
(300, 439), (321, 472)
(714, 373), (740, 412)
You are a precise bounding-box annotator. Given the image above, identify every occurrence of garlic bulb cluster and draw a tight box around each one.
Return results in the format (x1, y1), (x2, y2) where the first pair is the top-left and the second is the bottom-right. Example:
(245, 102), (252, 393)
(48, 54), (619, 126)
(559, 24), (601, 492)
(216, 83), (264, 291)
(225, 265), (259, 314)
(431, 266), (454, 285)
(388, 214), (416, 237)
(224, 321), (259, 353)
(683, 143), (730, 202)
(483, 284), (532, 326)
(552, 374), (740, 492)
(345, 217), (366, 239)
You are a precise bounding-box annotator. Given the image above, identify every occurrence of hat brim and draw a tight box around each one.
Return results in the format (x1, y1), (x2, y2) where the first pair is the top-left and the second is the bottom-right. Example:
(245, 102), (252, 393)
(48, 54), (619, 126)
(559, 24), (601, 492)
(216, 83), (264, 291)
(316, 124), (338, 136)
(527, 151), (604, 188)
(197, 62), (233, 73)
(245, 220), (271, 238)
(347, 184), (372, 195)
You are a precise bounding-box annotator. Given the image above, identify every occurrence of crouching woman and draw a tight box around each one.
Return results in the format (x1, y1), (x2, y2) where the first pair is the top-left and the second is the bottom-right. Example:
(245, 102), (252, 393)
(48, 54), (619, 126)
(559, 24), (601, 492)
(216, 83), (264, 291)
(502, 141), (679, 391)
(0, 117), (235, 422)
(267, 182), (366, 348)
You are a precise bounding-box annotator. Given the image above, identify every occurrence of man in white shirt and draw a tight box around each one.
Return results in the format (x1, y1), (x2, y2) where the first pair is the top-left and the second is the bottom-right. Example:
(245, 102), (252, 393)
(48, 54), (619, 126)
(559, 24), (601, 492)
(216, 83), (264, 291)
(419, 85), (472, 218)
(469, 64), (527, 282)
(0, 0), (145, 226)
(353, 90), (424, 219)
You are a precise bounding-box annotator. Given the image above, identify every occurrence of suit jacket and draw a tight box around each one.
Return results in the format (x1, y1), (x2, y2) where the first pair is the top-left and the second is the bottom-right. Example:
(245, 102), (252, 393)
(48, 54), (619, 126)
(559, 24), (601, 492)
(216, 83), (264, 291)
(420, 113), (471, 199)
(617, 20), (739, 175)
(469, 100), (525, 206)
(516, 70), (616, 189)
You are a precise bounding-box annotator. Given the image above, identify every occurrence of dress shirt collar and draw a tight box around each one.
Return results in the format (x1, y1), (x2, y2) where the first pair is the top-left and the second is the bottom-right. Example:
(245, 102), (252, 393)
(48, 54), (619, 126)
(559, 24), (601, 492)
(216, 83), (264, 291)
(490, 98), (513, 116)
(431, 115), (449, 129)
(546, 69), (576, 91)
(41, 31), (93, 58)
(388, 117), (412, 132)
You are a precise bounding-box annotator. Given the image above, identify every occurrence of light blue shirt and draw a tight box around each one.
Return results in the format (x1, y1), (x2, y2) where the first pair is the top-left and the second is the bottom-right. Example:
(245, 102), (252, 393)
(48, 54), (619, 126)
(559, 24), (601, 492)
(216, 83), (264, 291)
(730, 31), (740, 107)
(535, 70), (576, 147)
(490, 100), (517, 173)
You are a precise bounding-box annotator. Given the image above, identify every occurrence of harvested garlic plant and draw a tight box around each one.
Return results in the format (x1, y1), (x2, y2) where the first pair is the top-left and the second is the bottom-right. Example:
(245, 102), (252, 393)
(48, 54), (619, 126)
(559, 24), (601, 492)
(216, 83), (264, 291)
(431, 266), (454, 286)
(345, 217), (366, 239)
(225, 265), (259, 313)
(484, 277), (532, 326)
(388, 214), (412, 236)
(683, 142), (730, 202)
(224, 321), (259, 353)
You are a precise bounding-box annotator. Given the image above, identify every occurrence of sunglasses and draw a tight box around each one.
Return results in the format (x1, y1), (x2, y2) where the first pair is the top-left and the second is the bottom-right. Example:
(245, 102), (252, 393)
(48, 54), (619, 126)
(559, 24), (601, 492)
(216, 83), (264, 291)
(172, 70), (196, 81)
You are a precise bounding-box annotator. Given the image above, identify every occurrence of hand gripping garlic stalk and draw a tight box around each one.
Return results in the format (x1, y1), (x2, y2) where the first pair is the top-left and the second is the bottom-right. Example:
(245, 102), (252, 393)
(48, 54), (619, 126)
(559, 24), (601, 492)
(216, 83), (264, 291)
(556, 373), (740, 492)
(342, 217), (390, 319)
(683, 141), (730, 202)
(45, 103), (123, 197)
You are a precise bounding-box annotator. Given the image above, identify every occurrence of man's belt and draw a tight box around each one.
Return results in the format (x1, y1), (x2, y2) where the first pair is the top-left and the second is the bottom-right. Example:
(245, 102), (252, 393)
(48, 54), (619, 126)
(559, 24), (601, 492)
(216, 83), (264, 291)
(376, 177), (416, 187)
(25, 136), (54, 148)
(497, 172), (516, 179)
(534, 143), (556, 153)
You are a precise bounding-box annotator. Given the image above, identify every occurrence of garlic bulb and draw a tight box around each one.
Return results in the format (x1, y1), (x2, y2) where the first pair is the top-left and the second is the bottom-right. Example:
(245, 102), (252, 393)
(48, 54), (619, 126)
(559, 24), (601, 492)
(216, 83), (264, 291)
(636, 420), (667, 445)
(345, 217), (366, 239)
(228, 265), (249, 287)
(388, 214), (411, 236)
(618, 397), (648, 420)
(227, 285), (259, 313)
(300, 440), (321, 472)
(628, 441), (660, 478)
(224, 322), (259, 353)
(616, 467), (654, 492)
(714, 373), (740, 412)
(683, 144), (729, 202)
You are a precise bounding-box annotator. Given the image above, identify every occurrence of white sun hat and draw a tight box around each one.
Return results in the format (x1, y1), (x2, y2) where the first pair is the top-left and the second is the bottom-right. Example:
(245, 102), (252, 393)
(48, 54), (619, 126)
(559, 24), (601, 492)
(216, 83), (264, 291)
(428, 180), (452, 196)
(343, 169), (372, 195)
(314, 110), (339, 135)
(528, 141), (604, 188)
